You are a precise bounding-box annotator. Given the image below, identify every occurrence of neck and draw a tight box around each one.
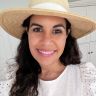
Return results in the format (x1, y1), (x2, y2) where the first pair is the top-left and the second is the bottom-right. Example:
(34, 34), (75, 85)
(39, 62), (65, 81)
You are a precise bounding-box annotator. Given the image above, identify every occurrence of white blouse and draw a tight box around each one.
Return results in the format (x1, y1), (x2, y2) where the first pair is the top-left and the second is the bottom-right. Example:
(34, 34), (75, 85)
(0, 62), (96, 96)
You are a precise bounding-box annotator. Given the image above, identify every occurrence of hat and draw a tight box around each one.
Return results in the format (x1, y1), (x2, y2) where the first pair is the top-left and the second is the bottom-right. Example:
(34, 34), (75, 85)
(0, 11), (2, 26)
(0, 0), (96, 39)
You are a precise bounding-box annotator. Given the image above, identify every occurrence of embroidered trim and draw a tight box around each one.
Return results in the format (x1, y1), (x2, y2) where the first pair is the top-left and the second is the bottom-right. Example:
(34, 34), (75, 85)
(79, 62), (96, 96)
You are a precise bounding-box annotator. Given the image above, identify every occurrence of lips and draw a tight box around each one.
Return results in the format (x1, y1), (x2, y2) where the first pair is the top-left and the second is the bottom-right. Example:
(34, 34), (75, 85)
(37, 49), (56, 56)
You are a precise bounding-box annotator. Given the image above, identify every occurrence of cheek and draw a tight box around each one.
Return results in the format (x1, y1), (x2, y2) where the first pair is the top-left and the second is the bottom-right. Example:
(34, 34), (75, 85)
(28, 32), (39, 45)
(28, 34), (38, 51)
(28, 36), (40, 59)
(57, 36), (67, 51)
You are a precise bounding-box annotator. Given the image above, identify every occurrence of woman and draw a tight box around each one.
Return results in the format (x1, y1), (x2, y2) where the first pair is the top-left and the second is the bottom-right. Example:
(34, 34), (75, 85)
(0, 0), (96, 96)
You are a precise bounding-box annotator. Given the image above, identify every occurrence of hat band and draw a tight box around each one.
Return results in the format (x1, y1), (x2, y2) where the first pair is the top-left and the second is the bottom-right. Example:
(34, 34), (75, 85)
(31, 2), (67, 12)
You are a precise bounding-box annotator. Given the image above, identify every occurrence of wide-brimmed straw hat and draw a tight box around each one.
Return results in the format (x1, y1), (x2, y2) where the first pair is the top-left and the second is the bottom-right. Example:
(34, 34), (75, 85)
(0, 0), (96, 39)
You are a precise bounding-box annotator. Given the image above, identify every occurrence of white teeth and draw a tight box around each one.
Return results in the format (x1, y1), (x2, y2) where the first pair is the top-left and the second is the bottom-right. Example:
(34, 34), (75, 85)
(38, 50), (54, 55)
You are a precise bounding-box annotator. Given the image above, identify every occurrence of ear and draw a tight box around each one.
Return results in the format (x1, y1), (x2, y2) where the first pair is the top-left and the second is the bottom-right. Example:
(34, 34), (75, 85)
(25, 27), (29, 33)
(68, 29), (70, 34)
(66, 29), (70, 38)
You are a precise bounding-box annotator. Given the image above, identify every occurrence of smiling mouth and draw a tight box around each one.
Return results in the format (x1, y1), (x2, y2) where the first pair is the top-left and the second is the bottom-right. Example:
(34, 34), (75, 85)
(37, 49), (56, 56)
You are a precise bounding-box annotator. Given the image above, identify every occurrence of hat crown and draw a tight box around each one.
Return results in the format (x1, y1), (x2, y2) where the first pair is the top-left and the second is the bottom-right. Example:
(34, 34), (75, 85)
(28, 0), (69, 10)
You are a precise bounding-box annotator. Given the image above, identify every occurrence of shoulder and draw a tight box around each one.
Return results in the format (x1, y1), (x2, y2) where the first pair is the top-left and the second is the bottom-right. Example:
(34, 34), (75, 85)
(79, 62), (96, 70)
(0, 63), (17, 96)
(0, 78), (14, 96)
(78, 62), (96, 82)
(78, 62), (96, 96)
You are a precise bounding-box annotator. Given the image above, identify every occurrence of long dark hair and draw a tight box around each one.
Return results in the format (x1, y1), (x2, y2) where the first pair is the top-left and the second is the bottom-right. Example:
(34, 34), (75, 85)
(10, 15), (81, 96)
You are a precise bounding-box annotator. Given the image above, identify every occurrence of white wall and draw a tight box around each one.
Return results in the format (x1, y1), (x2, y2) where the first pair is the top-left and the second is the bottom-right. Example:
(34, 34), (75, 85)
(0, 0), (28, 9)
(70, 2), (96, 66)
(0, 27), (20, 80)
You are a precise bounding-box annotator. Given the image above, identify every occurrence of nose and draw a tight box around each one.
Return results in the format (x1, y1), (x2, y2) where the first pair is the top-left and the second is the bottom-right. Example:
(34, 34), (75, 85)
(40, 33), (53, 46)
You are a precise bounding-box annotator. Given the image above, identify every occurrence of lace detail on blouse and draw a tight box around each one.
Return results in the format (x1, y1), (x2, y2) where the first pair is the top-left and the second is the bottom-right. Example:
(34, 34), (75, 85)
(6, 63), (17, 80)
(0, 63), (17, 96)
(0, 62), (18, 81)
(0, 79), (14, 96)
(79, 62), (96, 96)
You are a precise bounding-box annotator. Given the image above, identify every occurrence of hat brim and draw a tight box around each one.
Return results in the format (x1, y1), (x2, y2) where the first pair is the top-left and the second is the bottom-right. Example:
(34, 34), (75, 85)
(0, 8), (96, 39)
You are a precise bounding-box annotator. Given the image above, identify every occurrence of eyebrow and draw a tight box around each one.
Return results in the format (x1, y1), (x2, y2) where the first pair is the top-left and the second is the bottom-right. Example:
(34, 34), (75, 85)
(30, 23), (43, 28)
(53, 24), (66, 29)
(30, 23), (66, 29)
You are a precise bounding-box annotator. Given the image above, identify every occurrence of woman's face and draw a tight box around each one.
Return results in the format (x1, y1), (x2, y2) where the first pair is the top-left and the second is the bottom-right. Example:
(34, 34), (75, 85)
(28, 15), (67, 67)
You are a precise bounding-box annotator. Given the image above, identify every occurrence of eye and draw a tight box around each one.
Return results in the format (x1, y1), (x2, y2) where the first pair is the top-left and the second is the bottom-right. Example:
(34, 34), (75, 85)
(32, 27), (42, 32)
(53, 29), (62, 34)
